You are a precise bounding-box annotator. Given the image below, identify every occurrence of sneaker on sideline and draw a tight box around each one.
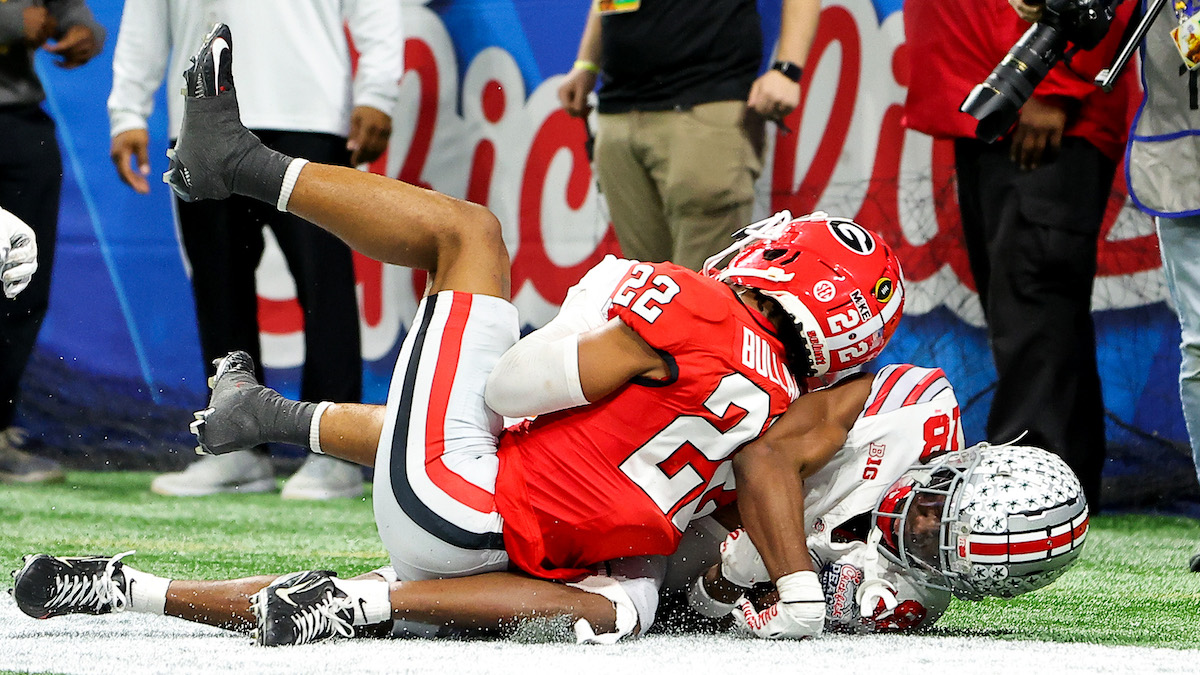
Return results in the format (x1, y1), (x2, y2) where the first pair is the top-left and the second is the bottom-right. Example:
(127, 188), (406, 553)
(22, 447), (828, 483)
(281, 455), (363, 500)
(0, 427), (64, 484)
(150, 449), (275, 497)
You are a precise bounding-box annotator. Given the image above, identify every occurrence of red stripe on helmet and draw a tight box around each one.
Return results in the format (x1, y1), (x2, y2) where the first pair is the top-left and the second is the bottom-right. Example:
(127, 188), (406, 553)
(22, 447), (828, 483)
(875, 483), (913, 553)
(969, 516), (1089, 558)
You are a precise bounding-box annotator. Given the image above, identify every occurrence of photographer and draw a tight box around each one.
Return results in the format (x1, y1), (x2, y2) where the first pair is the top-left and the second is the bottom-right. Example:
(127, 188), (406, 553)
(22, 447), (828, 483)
(1012, 0), (1200, 546)
(902, 0), (1136, 509)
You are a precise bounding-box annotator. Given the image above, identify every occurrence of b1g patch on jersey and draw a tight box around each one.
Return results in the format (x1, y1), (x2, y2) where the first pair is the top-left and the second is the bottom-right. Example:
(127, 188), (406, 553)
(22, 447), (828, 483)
(821, 561), (865, 626)
(827, 219), (877, 256)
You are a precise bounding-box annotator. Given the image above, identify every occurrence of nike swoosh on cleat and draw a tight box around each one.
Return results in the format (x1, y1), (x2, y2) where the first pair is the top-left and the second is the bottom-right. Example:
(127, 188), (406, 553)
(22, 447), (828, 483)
(274, 575), (324, 607)
(211, 38), (229, 93)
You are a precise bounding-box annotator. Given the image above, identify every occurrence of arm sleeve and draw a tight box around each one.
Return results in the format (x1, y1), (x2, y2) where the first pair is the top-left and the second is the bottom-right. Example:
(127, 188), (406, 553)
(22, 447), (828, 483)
(485, 256), (629, 418)
(344, 0), (403, 115)
(484, 269), (615, 417)
(106, 0), (170, 139)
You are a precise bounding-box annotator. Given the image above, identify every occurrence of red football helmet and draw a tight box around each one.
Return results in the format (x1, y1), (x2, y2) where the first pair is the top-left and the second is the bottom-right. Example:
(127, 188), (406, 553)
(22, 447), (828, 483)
(703, 210), (905, 377)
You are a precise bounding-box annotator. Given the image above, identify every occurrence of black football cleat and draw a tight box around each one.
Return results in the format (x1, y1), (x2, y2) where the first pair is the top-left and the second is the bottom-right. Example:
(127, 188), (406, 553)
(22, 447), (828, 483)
(251, 570), (355, 646)
(185, 22), (234, 98)
(191, 350), (271, 456)
(9, 552), (133, 619)
(164, 23), (261, 202)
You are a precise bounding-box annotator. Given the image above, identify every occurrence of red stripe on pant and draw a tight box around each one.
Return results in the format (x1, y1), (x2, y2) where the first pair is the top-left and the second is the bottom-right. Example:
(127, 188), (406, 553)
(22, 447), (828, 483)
(422, 292), (497, 513)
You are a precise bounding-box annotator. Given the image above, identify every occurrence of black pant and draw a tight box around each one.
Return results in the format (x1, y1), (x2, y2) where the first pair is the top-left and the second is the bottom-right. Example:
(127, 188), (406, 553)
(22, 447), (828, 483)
(175, 130), (361, 406)
(0, 105), (62, 429)
(955, 137), (1113, 508)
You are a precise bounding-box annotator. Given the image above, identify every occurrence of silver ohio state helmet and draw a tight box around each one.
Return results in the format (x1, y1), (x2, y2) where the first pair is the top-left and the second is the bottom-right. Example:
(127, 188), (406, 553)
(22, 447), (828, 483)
(873, 443), (1089, 600)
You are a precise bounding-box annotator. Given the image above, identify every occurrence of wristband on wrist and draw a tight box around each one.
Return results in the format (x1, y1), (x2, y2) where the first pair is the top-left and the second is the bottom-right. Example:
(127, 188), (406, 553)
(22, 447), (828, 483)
(771, 60), (803, 83)
(776, 570), (823, 603)
(574, 59), (600, 74)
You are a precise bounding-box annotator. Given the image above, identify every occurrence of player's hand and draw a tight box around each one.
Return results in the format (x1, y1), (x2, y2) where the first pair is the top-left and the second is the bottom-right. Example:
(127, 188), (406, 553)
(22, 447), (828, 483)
(557, 66), (597, 118)
(23, 6), (57, 47)
(1010, 96), (1067, 170)
(347, 106), (392, 166)
(0, 210), (38, 299)
(732, 570), (825, 640)
(44, 25), (101, 69)
(747, 69), (800, 126)
(1009, 0), (1045, 23)
(111, 129), (152, 194)
(719, 527), (770, 588)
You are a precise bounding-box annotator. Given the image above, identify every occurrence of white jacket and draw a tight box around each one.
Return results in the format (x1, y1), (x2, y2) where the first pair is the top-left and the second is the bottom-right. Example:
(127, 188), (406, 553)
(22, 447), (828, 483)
(107, 0), (403, 140)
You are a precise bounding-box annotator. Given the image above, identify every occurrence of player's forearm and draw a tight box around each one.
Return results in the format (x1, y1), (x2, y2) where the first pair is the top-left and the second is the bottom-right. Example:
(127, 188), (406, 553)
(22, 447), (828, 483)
(732, 442), (815, 581)
(390, 573), (617, 632)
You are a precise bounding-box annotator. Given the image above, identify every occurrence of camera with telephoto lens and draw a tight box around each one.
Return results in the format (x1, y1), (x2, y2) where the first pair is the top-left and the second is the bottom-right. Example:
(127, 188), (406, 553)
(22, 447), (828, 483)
(959, 0), (1116, 142)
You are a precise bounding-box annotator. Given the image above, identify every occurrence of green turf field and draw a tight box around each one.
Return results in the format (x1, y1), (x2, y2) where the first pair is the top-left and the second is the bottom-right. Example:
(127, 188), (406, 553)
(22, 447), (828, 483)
(2, 472), (1198, 649)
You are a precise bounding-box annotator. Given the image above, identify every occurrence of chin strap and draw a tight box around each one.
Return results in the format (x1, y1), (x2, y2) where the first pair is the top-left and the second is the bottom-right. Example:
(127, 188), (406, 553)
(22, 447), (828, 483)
(855, 528), (898, 619)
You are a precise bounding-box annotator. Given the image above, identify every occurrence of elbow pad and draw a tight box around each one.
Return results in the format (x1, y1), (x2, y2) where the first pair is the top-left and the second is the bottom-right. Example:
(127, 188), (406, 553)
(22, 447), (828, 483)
(485, 332), (589, 418)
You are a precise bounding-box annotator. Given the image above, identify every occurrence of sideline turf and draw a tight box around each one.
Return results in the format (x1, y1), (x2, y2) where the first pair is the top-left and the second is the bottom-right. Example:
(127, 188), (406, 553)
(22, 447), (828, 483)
(1, 472), (1198, 649)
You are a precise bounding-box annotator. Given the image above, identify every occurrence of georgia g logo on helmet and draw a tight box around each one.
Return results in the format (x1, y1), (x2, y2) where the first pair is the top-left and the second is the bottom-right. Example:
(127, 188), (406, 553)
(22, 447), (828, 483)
(827, 219), (877, 256)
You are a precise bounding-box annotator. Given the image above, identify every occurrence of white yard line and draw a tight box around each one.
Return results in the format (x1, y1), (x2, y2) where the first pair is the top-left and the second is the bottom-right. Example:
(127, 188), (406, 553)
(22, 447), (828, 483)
(0, 596), (1194, 675)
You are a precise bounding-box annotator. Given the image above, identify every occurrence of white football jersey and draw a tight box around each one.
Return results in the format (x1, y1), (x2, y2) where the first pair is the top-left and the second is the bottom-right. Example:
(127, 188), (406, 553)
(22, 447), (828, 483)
(658, 363), (963, 634)
(808, 363), (963, 632)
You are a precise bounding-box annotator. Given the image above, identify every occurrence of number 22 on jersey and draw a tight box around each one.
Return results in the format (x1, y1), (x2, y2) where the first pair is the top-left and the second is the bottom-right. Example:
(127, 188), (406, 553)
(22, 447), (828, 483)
(611, 264), (681, 323)
(619, 372), (772, 531)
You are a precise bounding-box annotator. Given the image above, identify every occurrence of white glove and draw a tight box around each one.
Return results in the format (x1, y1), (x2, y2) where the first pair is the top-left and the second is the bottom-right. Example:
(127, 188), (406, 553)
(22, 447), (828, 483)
(732, 570), (825, 640)
(719, 528), (770, 588)
(0, 209), (38, 299)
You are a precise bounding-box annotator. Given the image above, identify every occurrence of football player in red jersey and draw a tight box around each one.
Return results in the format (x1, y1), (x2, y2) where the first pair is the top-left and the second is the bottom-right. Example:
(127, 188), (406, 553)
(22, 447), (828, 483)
(9, 24), (908, 645)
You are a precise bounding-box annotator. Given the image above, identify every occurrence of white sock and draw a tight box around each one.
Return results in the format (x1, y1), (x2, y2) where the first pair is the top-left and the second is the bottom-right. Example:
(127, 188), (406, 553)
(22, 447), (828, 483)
(123, 566), (172, 615)
(309, 400), (332, 454)
(334, 578), (392, 625)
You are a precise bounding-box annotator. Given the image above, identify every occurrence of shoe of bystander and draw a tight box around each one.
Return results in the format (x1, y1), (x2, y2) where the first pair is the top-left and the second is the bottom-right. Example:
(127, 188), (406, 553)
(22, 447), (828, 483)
(0, 427), (64, 484)
(150, 449), (275, 497)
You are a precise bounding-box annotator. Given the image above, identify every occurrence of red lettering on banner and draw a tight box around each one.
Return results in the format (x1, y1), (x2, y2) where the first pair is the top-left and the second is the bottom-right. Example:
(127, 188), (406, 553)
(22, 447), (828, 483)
(260, 10), (1164, 349)
(852, 100), (973, 288)
(772, 6), (860, 216)
(511, 110), (620, 304)
(398, 38), (440, 191)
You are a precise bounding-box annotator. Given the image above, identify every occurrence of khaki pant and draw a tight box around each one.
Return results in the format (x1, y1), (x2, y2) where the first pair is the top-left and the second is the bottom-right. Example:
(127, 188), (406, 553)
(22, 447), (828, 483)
(594, 100), (763, 271)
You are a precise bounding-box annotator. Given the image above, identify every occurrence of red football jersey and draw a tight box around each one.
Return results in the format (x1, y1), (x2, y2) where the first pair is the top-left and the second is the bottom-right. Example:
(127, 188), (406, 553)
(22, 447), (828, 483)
(495, 261), (801, 580)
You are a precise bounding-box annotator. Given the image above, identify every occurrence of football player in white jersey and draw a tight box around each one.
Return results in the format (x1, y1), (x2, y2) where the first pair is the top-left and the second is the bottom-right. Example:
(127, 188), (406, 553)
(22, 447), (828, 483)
(660, 363), (1088, 636)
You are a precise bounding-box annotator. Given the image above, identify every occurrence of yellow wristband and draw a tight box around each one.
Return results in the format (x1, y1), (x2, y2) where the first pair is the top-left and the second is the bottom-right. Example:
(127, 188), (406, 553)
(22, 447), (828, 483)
(574, 60), (600, 74)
